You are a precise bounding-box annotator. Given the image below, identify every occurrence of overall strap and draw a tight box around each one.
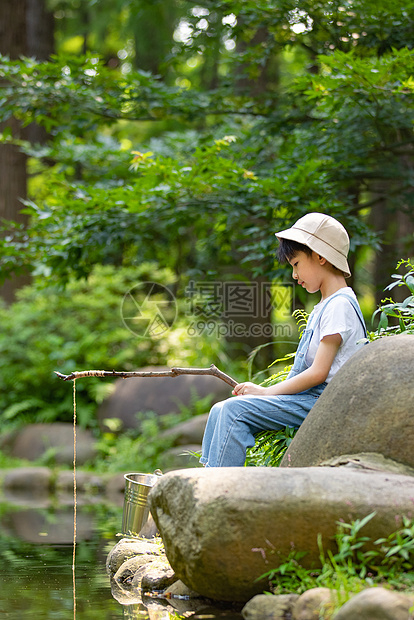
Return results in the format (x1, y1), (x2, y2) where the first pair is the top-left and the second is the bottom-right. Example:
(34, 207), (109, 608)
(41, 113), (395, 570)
(316, 291), (367, 338)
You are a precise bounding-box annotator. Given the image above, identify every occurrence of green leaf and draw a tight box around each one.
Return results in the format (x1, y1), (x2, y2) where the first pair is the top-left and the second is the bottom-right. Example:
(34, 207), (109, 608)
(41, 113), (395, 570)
(378, 311), (388, 330)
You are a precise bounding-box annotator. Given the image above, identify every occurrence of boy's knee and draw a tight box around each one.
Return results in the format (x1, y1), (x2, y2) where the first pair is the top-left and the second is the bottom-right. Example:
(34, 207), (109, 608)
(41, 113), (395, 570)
(218, 397), (243, 422)
(208, 400), (225, 425)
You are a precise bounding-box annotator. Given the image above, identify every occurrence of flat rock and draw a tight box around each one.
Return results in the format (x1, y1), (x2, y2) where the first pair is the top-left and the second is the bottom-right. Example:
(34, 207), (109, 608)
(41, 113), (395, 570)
(148, 467), (414, 602)
(3, 467), (52, 492)
(320, 452), (414, 476)
(56, 470), (105, 493)
(281, 334), (414, 468)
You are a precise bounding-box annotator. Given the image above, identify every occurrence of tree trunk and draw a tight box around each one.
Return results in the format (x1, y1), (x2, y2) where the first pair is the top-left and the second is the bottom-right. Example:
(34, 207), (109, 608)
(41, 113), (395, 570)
(132, 1), (178, 78)
(235, 24), (280, 97)
(369, 180), (414, 306)
(0, 0), (54, 303)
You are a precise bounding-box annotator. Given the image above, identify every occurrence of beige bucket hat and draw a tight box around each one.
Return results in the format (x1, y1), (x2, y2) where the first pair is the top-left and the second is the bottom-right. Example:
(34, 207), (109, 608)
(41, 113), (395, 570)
(275, 212), (351, 278)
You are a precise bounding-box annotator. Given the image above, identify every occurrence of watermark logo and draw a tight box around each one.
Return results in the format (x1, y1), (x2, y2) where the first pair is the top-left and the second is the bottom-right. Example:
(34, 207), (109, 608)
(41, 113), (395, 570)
(121, 282), (177, 338)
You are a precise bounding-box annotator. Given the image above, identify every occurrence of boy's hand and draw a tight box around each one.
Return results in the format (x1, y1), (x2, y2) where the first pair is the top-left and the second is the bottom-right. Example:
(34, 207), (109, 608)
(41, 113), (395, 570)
(232, 382), (266, 396)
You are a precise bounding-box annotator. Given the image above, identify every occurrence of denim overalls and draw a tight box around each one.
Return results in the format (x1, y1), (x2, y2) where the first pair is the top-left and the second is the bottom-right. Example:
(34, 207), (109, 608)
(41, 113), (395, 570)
(200, 291), (366, 468)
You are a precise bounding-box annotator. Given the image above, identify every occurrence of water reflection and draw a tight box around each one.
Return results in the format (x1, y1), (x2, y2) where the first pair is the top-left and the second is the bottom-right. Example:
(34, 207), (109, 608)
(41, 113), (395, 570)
(0, 501), (122, 619)
(0, 502), (242, 620)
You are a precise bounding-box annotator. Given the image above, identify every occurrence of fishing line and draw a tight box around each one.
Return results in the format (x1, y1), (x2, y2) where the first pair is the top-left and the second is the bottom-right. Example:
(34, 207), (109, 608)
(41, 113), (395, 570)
(72, 378), (77, 619)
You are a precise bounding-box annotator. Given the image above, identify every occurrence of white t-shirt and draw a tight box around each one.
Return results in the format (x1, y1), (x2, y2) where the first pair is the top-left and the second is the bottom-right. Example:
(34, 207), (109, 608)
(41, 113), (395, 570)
(305, 287), (366, 382)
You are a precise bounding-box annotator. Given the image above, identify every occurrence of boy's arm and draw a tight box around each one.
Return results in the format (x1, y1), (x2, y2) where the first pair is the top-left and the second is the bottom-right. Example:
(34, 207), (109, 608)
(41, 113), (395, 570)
(233, 333), (342, 396)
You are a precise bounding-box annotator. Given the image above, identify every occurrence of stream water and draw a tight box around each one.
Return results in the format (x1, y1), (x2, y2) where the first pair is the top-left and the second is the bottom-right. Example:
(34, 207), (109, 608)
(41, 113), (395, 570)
(0, 500), (243, 620)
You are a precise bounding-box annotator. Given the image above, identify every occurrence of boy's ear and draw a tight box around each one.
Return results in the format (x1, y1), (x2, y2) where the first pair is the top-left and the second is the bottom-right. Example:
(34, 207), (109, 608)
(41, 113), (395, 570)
(318, 255), (327, 266)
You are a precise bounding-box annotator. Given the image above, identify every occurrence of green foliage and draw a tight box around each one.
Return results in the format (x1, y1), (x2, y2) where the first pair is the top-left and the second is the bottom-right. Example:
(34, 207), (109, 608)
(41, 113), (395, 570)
(371, 259), (414, 337)
(0, 130), (286, 284)
(262, 512), (414, 603)
(0, 1), (413, 296)
(246, 426), (296, 467)
(91, 394), (212, 474)
(0, 37), (396, 285)
(322, 512), (380, 581)
(376, 515), (414, 574)
(92, 415), (177, 474)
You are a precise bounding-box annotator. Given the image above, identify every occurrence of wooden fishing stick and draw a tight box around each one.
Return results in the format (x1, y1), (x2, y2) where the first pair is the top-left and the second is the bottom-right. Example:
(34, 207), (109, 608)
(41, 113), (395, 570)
(55, 363), (238, 388)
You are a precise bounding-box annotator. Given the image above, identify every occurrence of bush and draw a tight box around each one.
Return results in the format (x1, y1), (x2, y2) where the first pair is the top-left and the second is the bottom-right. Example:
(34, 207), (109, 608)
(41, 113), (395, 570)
(370, 258), (414, 337)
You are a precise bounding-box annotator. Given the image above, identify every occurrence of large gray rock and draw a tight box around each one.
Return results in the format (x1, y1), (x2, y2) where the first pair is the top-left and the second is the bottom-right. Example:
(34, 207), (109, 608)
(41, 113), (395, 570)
(148, 467), (414, 602)
(96, 367), (230, 429)
(281, 334), (414, 468)
(9, 423), (96, 465)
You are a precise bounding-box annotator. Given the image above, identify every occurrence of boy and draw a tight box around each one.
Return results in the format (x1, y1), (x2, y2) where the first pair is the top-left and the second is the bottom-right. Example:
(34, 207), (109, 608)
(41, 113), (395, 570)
(200, 212), (366, 468)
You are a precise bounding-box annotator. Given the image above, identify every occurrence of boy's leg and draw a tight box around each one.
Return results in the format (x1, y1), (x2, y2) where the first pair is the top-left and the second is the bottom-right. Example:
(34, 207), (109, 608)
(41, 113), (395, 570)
(200, 393), (319, 467)
(199, 401), (223, 466)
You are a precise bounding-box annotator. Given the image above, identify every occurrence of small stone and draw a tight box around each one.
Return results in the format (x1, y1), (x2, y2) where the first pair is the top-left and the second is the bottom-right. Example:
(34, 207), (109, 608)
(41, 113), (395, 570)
(242, 593), (300, 620)
(293, 588), (337, 619)
(164, 580), (212, 615)
(164, 580), (202, 599)
(110, 578), (143, 606)
(333, 587), (414, 620)
(106, 537), (163, 577)
(138, 558), (177, 592)
(113, 555), (158, 586)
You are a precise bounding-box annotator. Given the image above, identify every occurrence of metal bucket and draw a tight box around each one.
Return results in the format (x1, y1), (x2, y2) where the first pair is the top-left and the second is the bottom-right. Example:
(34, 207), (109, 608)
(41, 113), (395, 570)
(122, 471), (162, 538)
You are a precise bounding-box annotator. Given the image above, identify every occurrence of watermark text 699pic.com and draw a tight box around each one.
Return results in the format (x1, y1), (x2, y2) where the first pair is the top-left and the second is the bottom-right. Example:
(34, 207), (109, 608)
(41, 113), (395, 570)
(185, 281), (294, 339)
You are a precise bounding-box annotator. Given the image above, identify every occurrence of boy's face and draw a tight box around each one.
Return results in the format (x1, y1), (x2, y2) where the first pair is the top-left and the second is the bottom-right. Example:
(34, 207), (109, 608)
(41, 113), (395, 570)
(288, 250), (325, 294)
